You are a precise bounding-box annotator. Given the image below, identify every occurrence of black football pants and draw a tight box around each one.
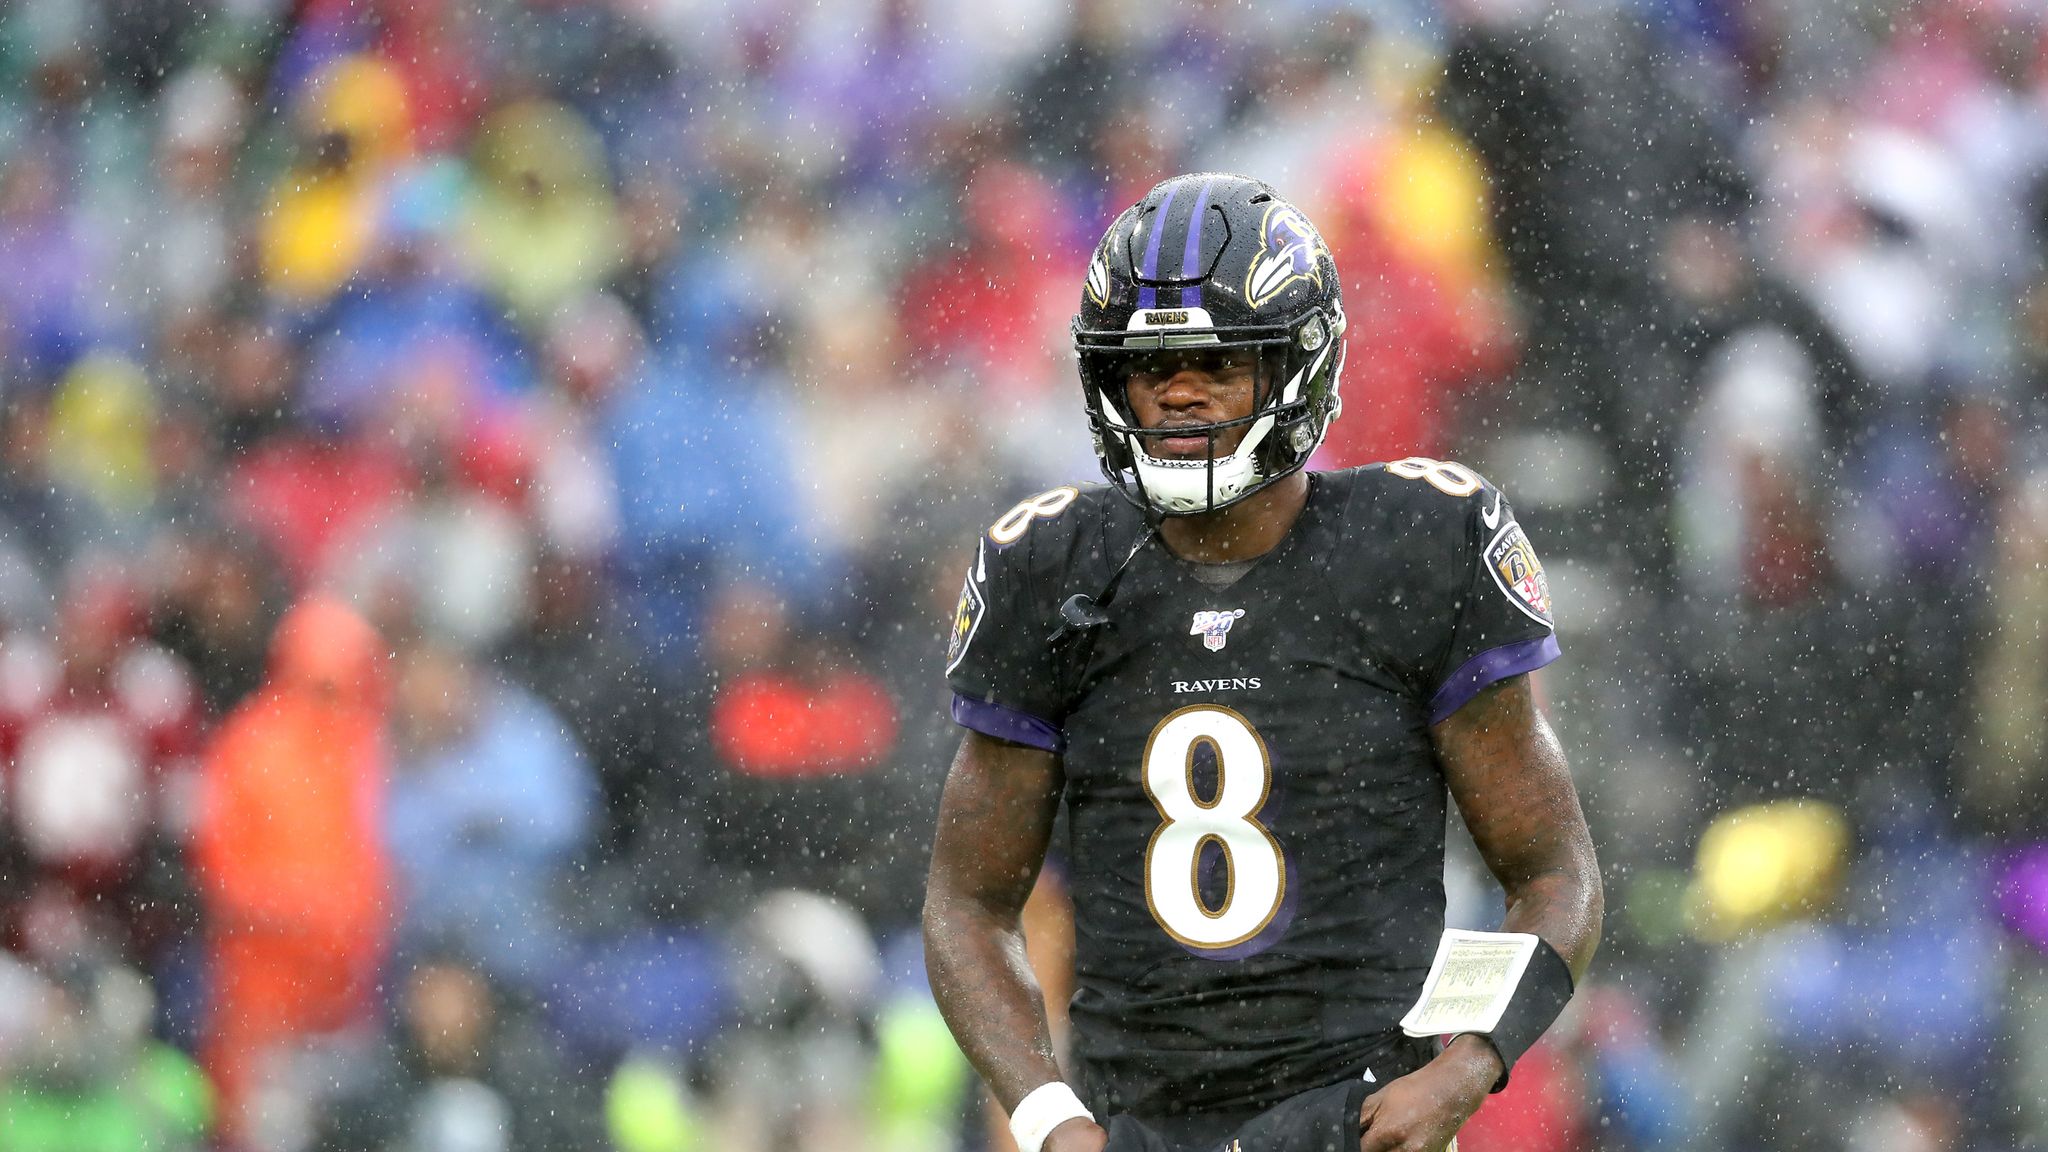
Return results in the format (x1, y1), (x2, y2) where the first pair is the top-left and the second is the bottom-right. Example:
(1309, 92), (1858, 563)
(1101, 1077), (1371, 1152)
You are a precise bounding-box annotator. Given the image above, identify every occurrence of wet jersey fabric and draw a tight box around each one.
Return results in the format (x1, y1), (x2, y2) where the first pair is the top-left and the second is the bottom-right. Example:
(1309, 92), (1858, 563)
(945, 465), (1558, 1119)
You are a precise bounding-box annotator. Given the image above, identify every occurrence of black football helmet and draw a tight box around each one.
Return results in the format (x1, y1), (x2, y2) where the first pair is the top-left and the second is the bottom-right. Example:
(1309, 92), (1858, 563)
(1074, 173), (1347, 516)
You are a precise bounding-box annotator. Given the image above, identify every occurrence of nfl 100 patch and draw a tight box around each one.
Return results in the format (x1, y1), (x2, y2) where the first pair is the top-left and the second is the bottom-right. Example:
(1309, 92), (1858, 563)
(1485, 521), (1552, 626)
(1190, 609), (1247, 651)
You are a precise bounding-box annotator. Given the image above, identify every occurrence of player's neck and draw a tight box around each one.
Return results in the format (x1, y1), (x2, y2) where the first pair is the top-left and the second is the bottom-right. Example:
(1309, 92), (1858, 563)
(1156, 471), (1310, 565)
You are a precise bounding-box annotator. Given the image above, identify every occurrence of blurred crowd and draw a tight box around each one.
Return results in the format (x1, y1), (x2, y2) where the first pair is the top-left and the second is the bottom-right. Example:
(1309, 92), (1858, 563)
(2, 0), (2047, 1150)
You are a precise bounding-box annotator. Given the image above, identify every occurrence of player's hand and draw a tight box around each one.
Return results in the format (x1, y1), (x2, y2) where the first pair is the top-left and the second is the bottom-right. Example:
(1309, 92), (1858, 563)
(1356, 1036), (1500, 1152)
(1044, 1116), (1111, 1152)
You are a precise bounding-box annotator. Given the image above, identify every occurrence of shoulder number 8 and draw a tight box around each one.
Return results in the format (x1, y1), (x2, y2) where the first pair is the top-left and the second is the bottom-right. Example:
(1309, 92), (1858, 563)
(1143, 705), (1286, 950)
(1387, 456), (1482, 497)
(988, 486), (1080, 545)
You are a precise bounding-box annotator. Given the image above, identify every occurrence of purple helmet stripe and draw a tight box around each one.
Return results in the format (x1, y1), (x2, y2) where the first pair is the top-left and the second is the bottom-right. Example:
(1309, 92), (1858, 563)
(1140, 183), (1178, 279)
(1137, 182), (1179, 311)
(1179, 178), (1216, 307)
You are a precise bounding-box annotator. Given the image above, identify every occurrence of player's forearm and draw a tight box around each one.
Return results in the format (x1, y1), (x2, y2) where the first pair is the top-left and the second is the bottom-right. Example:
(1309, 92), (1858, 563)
(1405, 869), (1601, 1115)
(923, 891), (1067, 1111)
(1430, 674), (1603, 1098)
(1436, 675), (1604, 978)
(925, 733), (1075, 1111)
(1434, 849), (1599, 1092)
(1499, 856), (1603, 980)
(1412, 864), (1599, 1098)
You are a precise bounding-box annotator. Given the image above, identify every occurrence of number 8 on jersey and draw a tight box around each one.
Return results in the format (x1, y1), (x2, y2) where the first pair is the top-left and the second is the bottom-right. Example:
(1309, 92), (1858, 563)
(1142, 705), (1287, 951)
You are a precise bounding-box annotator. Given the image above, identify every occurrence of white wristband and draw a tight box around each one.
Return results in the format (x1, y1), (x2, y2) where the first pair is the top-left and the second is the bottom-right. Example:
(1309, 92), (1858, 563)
(1009, 1081), (1094, 1152)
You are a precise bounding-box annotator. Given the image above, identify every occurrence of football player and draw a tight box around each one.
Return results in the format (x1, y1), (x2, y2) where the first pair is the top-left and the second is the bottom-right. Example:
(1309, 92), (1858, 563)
(923, 173), (1602, 1152)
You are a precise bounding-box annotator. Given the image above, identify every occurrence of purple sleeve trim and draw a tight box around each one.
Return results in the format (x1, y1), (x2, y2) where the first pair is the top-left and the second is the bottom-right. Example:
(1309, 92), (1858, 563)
(1428, 634), (1561, 726)
(951, 694), (1064, 753)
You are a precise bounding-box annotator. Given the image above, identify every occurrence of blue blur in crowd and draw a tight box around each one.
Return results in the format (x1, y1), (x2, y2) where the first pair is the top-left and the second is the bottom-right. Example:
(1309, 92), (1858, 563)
(604, 347), (835, 664)
(386, 674), (597, 991)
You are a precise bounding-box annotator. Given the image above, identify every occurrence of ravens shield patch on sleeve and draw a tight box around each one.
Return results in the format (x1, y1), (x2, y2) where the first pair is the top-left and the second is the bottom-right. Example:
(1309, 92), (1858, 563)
(1485, 520), (1553, 626)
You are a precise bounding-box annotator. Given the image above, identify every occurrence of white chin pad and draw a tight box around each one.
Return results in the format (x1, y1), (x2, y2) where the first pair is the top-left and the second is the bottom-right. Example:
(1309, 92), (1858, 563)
(1131, 413), (1275, 513)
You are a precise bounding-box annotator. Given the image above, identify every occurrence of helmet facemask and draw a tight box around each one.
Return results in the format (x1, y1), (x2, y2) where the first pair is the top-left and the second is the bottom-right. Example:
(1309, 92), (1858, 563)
(1078, 306), (1345, 517)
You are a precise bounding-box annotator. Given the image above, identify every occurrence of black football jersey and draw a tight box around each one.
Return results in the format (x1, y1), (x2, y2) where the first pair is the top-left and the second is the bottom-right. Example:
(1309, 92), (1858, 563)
(943, 463), (1559, 1118)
